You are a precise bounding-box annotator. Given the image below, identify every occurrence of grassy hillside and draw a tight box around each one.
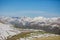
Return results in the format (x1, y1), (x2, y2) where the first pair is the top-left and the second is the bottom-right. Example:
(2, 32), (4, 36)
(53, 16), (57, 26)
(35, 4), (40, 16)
(33, 36), (60, 40)
(6, 29), (60, 40)
(6, 31), (47, 40)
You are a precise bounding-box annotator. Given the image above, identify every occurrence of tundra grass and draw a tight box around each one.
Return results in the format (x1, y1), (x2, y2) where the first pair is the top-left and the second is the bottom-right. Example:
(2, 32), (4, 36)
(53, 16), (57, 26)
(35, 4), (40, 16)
(32, 36), (60, 40)
(6, 31), (47, 40)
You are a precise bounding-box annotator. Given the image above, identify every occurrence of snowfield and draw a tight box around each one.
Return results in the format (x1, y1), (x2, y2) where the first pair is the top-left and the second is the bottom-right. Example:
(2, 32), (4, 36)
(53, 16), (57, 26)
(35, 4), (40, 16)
(0, 23), (20, 40)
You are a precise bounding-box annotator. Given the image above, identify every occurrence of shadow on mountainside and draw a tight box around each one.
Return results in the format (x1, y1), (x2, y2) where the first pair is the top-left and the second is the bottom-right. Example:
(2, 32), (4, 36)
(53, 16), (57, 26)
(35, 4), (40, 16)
(14, 25), (60, 35)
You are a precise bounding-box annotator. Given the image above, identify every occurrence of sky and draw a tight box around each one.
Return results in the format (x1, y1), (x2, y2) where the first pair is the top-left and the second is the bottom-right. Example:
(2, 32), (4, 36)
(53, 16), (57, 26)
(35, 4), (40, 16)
(0, 0), (60, 17)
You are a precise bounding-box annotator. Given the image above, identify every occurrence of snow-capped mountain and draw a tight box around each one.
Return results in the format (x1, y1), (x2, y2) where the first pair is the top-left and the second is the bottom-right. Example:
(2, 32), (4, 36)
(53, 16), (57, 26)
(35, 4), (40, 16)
(0, 16), (60, 26)
(0, 23), (20, 40)
(0, 16), (60, 40)
(0, 16), (60, 33)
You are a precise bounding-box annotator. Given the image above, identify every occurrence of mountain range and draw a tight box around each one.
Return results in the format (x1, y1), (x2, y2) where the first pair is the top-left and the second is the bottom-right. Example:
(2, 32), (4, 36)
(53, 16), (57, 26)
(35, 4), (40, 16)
(0, 16), (60, 40)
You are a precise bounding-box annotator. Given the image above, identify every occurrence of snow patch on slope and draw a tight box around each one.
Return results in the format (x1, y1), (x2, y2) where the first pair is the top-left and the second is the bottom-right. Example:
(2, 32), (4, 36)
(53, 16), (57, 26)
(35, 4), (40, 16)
(0, 23), (20, 40)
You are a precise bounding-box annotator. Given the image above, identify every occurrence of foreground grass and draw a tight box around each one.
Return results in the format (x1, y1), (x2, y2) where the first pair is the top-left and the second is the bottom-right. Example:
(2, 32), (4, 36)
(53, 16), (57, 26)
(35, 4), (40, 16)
(6, 31), (46, 40)
(6, 30), (60, 40)
(32, 36), (60, 40)
(6, 32), (31, 40)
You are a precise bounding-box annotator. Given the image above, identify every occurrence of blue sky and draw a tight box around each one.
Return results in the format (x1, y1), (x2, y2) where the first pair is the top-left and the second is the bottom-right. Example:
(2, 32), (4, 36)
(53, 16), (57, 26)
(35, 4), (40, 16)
(0, 0), (60, 17)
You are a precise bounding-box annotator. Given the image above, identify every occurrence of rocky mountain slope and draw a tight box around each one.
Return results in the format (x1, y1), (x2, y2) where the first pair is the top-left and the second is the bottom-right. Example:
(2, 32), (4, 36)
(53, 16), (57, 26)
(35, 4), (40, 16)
(0, 16), (60, 40)
(0, 16), (60, 33)
(0, 23), (20, 40)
